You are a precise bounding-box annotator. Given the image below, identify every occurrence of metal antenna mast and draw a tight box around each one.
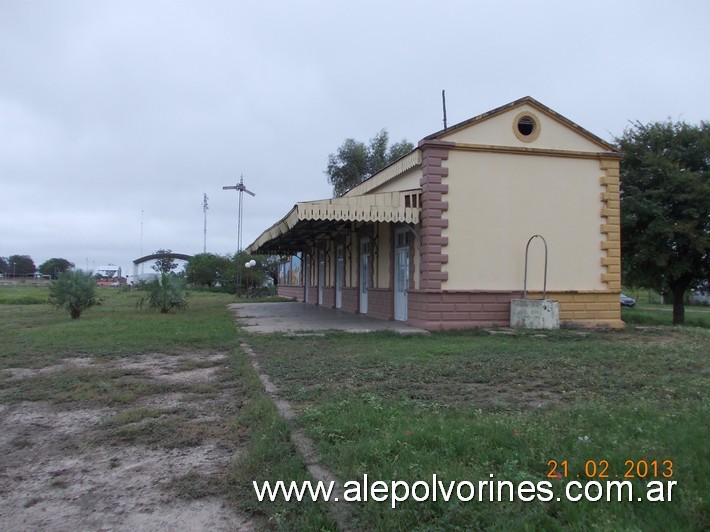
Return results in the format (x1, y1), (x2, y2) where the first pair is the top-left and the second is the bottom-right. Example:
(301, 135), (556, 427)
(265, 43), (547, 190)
(202, 193), (209, 253)
(442, 89), (448, 131)
(222, 174), (255, 252)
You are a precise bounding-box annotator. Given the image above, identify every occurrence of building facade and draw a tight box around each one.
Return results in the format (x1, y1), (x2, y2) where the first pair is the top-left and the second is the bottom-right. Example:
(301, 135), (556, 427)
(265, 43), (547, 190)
(248, 97), (623, 330)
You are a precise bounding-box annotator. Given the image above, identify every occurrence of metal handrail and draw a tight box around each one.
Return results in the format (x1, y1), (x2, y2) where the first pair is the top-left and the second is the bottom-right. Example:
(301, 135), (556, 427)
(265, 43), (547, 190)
(523, 235), (548, 300)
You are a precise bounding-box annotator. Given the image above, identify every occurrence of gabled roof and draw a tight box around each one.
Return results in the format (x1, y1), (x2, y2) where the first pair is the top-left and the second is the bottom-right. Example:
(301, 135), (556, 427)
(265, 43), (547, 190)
(341, 96), (617, 198)
(424, 95), (617, 152)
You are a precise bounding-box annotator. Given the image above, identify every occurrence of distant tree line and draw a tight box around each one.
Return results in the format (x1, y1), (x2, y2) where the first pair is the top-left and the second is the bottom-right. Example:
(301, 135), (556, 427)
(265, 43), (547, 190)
(0, 255), (74, 279)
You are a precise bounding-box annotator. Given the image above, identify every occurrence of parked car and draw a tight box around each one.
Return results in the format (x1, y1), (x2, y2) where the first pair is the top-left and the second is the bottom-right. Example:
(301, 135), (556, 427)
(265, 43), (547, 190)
(620, 293), (636, 307)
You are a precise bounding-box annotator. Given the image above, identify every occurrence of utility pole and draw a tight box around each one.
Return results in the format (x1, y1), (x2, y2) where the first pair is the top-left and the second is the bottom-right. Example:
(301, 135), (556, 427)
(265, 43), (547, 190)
(140, 209), (144, 275)
(202, 193), (209, 253)
(222, 175), (255, 252)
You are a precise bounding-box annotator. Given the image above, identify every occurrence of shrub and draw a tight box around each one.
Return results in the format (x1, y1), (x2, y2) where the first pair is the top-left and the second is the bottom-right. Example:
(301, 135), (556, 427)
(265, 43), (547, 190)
(145, 273), (188, 313)
(48, 270), (99, 319)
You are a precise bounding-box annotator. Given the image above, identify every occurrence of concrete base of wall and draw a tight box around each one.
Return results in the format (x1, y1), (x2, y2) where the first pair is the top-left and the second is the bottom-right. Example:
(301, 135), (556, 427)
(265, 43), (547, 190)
(408, 290), (624, 331)
(407, 290), (517, 330)
(342, 288), (358, 313)
(277, 285), (303, 301)
(279, 286), (624, 331)
(322, 287), (335, 308)
(367, 288), (393, 321)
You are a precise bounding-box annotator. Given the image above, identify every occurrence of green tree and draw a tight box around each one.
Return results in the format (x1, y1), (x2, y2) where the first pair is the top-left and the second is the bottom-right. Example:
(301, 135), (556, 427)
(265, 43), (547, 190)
(152, 249), (178, 273)
(326, 129), (414, 197)
(185, 253), (232, 288)
(39, 258), (75, 279)
(617, 119), (709, 325)
(259, 255), (283, 286)
(0, 257), (7, 275)
(218, 251), (269, 295)
(48, 270), (98, 319)
(8, 255), (36, 277)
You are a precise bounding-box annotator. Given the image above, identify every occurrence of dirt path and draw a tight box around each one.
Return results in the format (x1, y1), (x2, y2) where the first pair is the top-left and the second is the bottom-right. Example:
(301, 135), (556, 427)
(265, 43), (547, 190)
(0, 353), (257, 531)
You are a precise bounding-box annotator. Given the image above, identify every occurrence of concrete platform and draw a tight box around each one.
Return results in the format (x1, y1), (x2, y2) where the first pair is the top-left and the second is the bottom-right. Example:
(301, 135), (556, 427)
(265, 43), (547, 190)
(228, 301), (428, 334)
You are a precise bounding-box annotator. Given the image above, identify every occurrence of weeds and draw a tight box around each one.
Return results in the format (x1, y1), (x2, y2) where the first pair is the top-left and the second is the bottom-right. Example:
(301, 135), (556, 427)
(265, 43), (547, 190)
(247, 327), (710, 530)
(48, 270), (98, 319)
(143, 273), (188, 313)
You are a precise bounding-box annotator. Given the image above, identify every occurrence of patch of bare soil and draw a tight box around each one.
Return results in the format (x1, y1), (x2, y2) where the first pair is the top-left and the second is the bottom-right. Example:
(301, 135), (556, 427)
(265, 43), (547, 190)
(0, 353), (257, 531)
(463, 381), (565, 409)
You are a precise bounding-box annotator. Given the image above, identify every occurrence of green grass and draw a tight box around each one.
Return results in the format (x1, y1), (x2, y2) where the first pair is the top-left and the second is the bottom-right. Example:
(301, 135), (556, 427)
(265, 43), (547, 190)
(1, 366), (187, 405)
(0, 284), (52, 304)
(246, 328), (710, 530)
(0, 286), (332, 529)
(0, 287), (241, 367)
(3, 286), (708, 529)
(622, 305), (710, 328)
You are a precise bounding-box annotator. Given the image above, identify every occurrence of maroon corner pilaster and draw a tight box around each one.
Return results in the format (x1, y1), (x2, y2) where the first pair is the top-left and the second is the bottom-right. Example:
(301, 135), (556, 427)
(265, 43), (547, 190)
(418, 139), (454, 291)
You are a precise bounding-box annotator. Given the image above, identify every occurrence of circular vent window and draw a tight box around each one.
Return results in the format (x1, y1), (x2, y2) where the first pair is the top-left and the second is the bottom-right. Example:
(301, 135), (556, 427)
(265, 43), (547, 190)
(513, 112), (540, 142)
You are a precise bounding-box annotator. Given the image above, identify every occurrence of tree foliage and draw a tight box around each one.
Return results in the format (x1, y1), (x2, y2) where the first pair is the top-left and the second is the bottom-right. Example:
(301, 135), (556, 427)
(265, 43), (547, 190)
(224, 251), (267, 295)
(186, 251), (279, 294)
(0, 257), (7, 275)
(39, 258), (75, 279)
(617, 119), (709, 325)
(152, 249), (178, 273)
(8, 255), (36, 276)
(48, 270), (99, 319)
(259, 255), (282, 286)
(185, 253), (233, 288)
(326, 129), (414, 196)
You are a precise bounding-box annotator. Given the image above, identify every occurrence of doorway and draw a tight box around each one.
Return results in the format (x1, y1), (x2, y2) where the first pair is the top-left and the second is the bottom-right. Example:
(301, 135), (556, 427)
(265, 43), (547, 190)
(359, 239), (370, 314)
(303, 254), (310, 303)
(318, 249), (325, 305)
(394, 229), (409, 321)
(335, 244), (344, 309)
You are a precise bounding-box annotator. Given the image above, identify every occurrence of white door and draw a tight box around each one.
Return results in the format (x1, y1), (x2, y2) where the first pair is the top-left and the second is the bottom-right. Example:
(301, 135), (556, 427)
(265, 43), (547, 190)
(394, 230), (409, 321)
(335, 245), (344, 309)
(304, 254), (310, 303)
(318, 249), (325, 305)
(359, 239), (370, 314)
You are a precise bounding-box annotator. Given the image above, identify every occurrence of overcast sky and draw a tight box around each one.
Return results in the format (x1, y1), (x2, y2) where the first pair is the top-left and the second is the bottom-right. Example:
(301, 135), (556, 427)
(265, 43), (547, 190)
(1, 0), (708, 275)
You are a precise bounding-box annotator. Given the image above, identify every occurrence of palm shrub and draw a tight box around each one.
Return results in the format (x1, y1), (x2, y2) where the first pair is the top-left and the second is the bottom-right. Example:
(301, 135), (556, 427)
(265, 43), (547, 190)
(145, 273), (188, 313)
(48, 269), (99, 319)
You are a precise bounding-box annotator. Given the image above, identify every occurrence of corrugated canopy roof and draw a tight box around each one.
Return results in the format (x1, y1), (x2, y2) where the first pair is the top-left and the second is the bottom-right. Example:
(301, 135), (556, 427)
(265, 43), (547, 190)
(247, 191), (420, 254)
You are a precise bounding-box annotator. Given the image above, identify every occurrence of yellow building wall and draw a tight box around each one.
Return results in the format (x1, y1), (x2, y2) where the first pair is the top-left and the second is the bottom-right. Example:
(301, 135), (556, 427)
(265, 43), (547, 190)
(526, 291), (622, 327)
(375, 222), (391, 289)
(442, 149), (607, 292)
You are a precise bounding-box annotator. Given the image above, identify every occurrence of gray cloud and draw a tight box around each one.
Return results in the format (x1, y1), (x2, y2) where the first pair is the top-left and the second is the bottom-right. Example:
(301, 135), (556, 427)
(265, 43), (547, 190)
(1, 0), (708, 273)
